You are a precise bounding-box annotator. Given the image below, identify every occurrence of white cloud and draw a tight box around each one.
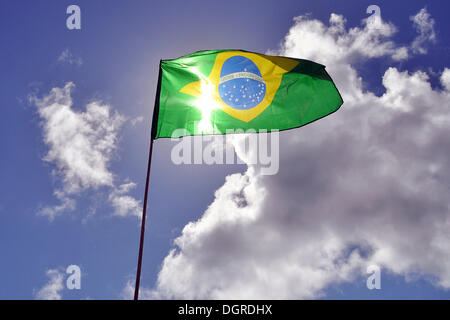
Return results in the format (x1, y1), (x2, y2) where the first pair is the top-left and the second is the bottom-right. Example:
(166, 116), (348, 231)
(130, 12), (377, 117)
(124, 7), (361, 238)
(270, 12), (409, 66)
(121, 280), (155, 300)
(109, 182), (142, 218)
(441, 68), (450, 91)
(148, 9), (450, 299)
(58, 49), (83, 67)
(33, 83), (141, 220)
(35, 269), (64, 300)
(131, 116), (144, 126)
(121, 280), (134, 299)
(38, 190), (76, 222)
(410, 8), (436, 54)
(35, 82), (123, 194)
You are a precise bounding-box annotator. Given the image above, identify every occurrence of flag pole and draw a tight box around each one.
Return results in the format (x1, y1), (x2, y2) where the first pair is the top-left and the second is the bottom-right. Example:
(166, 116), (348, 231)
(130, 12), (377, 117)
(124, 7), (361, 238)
(134, 137), (154, 300)
(134, 60), (162, 300)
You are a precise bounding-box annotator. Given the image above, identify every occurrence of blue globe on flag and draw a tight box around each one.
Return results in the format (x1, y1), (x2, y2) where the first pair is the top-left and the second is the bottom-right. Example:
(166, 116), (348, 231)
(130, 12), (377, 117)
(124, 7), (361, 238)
(218, 56), (266, 110)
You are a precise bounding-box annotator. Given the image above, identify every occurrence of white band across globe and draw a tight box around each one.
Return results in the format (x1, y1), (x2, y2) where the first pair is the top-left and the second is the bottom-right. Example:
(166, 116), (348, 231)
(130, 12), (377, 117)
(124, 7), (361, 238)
(219, 72), (264, 84)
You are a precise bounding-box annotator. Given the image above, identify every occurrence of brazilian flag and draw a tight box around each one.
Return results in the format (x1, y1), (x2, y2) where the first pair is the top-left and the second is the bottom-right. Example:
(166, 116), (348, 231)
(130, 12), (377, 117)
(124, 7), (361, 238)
(151, 50), (343, 139)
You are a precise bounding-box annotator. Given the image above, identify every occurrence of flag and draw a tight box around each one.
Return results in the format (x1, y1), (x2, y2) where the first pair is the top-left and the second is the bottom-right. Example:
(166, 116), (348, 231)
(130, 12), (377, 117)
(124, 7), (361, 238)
(151, 50), (343, 139)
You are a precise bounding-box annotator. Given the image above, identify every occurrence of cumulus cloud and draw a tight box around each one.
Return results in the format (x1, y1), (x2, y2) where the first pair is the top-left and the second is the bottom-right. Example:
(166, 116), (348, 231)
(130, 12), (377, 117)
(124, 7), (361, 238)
(147, 9), (449, 299)
(269, 12), (409, 65)
(33, 83), (141, 220)
(57, 49), (83, 67)
(410, 8), (436, 54)
(35, 269), (64, 300)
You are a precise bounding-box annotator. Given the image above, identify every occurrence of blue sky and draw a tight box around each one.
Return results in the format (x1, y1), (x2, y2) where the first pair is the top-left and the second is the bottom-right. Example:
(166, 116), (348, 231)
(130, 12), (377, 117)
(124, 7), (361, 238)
(0, 0), (449, 299)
